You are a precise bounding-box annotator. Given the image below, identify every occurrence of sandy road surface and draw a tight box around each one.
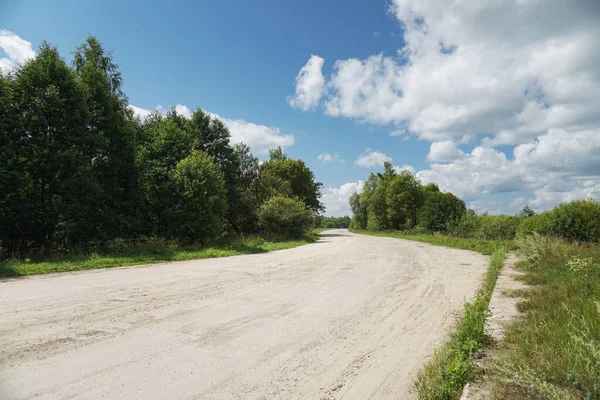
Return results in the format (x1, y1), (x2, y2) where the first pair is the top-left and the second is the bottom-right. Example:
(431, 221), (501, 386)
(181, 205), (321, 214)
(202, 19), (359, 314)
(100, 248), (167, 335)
(0, 230), (488, 400)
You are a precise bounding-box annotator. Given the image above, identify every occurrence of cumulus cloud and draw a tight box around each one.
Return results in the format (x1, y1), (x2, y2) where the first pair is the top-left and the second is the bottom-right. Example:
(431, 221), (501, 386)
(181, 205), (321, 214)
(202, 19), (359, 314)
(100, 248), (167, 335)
(354, 149), (392, 167)
(426, 141), (465, 162)
(290, 0), (600, 212)
(0, 30), (35, 72)
(417, 128), (600, 211)
(394, 164), (416, 175)
(321, 181), (364, 217)
(317, 152), (344, 164)
(287, 55), (326, 111)
(129, 104), (294, 155)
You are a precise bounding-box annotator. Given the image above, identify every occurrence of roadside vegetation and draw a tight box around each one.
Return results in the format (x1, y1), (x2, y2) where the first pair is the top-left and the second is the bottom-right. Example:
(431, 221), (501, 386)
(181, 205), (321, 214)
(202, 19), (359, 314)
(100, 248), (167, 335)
(489, 235), (600, 400)
(349, 164), (600, 399)
(0, 233), (319, 278)
(0, 36), (324, 273)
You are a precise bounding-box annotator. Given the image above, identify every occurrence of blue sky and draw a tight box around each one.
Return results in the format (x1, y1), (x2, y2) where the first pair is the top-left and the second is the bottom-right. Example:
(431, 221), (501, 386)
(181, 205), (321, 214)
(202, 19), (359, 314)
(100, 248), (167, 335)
(2, 0), (599, 216)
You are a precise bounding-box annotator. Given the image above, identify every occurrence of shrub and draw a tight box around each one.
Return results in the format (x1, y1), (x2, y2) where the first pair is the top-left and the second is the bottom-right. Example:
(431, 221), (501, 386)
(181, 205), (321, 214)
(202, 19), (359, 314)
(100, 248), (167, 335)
(257, 195), (313, 238)
(476, 215), (522, 240)
(447, 209), (481, 238)
(516, 200), (600, 242)
(550, 199), (600, 242)
(516, 211), (555, 237)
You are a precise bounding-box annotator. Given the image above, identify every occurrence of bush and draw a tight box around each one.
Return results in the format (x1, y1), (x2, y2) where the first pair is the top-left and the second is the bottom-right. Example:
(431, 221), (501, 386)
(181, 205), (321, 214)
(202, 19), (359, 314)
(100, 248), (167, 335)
(476, 215), (523, 240)
(550, 199), (600, 242)
(447, 210), (481, 238)
(516, 211), (555, 237)
(516, 200), (600, 242)
(257, 196), (313, 238)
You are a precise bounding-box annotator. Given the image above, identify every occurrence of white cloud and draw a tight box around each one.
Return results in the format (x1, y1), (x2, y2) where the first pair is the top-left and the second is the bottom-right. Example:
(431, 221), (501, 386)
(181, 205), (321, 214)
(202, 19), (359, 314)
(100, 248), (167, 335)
(129, 104), (294, 155)
(289, 0), (600, 212)
(322, 181), (364, 217)
(287, 55), (326, 111)
(426, 141), (465, 162)
(354, 148), (392, 167)
(417, 128), (600, 211)
(174, 104), (192, 118)
(317, 152), (344, 164)
(394, 164), (416, 175)
(0, 30), (35, 72)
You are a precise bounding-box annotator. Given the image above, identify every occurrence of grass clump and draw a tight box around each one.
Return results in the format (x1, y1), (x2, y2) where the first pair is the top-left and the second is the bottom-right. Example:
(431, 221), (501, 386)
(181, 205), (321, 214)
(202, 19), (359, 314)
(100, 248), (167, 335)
(414, 246), (507, 399)
(0, 232), (320, 278)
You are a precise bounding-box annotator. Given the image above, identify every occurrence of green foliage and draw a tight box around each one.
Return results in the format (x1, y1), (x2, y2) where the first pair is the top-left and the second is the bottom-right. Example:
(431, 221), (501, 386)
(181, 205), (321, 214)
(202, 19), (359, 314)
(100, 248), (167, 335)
(516, 199), (600, 242)
(258, 147), (323, 213)
(168, 151), (227, 242)
(550, 199), (600, 242)
(387, 169), (423, 229)
(419, 190), (466, 232)
(0, 36), (323, 261)
(491, 238), (600, 399)
(257, 196), (313, 238)
(2, 42), (91, 253)
(314, 215), (351, 228)
(476, 215), (522, 240)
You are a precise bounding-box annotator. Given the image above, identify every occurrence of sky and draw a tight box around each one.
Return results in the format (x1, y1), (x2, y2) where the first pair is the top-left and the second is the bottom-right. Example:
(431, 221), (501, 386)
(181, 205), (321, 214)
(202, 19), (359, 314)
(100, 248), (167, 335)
(1, 0), (600, 217)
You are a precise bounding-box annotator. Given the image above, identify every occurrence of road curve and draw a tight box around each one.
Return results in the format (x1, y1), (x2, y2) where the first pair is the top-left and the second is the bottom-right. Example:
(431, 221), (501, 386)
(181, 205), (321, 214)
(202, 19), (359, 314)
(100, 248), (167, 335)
(0, 230), (488, 400)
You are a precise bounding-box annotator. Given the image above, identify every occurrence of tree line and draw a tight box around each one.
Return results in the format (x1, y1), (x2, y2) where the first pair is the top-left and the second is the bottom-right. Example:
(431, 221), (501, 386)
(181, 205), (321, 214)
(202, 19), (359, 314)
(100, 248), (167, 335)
(349, 162), (465, 232)
(349, 161), (600, 243)
(0, 37), (322, 258)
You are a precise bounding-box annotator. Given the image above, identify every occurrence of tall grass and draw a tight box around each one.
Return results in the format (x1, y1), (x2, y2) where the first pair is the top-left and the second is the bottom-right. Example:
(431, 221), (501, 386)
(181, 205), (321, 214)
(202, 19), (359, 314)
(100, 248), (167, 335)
(489, 237), (600, 399)
(414, 246), (508, 399)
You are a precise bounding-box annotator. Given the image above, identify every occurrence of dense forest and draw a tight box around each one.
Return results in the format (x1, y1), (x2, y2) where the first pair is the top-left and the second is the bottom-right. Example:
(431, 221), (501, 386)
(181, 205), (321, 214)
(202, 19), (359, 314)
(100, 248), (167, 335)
(350, 161), (600, 242)
(0, 37), (323, 258)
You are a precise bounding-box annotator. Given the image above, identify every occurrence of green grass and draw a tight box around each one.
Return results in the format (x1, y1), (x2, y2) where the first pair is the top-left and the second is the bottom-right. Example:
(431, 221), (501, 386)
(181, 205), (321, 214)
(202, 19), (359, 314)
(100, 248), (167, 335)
(0, 233), (320, 278)
(413, 246), (508, 399)
(351, 229), (514, 255)
(489, 237), (600, 399)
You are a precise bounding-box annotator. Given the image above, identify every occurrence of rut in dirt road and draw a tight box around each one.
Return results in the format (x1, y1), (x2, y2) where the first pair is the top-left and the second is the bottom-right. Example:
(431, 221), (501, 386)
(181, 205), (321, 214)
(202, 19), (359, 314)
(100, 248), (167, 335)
(0, 229), (488, 400)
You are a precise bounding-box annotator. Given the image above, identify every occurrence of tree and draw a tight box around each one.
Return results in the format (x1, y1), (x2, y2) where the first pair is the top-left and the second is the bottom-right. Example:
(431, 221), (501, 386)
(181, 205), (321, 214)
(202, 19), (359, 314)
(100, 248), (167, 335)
(419, 188), (466, 232)
(73, 36), (138, 239)
(519, 205), (535, 217)
(349, 192), (367, 229)
(168, 151), (227, 242)
(136, 113), (194, 235)
(8, 42), (90, 252)
(387, 171), (423, 229)
(258, 147), (323, 212)
(231, 142), (260, 232)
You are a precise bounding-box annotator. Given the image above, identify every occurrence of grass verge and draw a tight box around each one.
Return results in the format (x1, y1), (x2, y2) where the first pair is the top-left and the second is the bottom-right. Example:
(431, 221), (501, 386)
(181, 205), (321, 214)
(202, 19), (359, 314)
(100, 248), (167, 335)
(0, 232), (320, 278)
(351, 229), (514, 255)
(488, 235), (600, 399)
(413, 246), (507, 399)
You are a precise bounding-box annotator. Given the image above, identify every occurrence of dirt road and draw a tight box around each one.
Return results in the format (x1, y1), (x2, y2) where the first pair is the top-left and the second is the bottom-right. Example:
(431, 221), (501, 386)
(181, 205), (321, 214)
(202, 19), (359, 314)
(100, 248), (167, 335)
(0, 230), (488, 400)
